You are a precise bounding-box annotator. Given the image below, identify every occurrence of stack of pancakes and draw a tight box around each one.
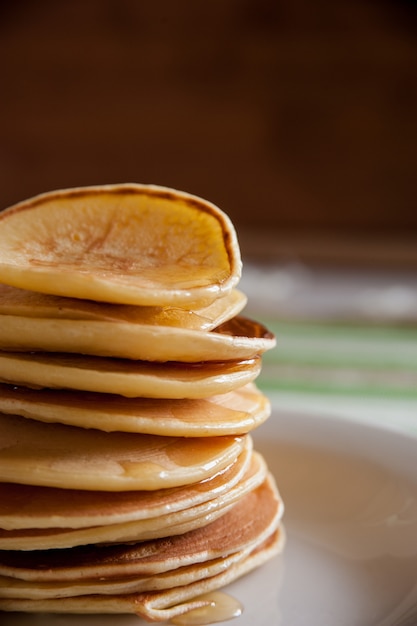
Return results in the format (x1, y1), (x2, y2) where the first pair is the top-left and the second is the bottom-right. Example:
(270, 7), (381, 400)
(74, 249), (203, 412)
(0, 184), (284, 622)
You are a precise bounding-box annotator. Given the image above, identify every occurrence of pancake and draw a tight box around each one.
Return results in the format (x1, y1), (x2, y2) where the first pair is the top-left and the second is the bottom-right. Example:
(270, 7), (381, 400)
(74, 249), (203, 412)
(0, 476), (282, 583)
(0, 184), (241, 307)
(0, 547), (259, 598)
(0, 476), (284, 620)
(0, 314), (275, 362)
(0, 475), (281, 580)
(0, 530), (283, 620)
(0, 352), (261, 398)
(0, 452), (268, 550)
(0, 413), (248, 491)
(0, 530), (284, 601)
(0, 443), (253, 531)
(0, 283), (247, 331)
(0, 382), (270, 435)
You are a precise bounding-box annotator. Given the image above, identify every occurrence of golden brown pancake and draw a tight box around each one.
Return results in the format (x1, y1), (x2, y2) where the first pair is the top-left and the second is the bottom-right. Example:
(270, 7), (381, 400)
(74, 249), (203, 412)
(0, 476), (284, 620)
(0, 352), (262, 398)
(0, 545), (262, 598)
(0, 452), (268, 550)
(0, 313), (275, 362)
(0, 382), (270, 435)
(0, 442), (254, 531)
(0, 413), (248, 491)
(0, 530), (284, 601)
(0, 184), (241, 307)
(0, 283), (247, 330)
(0, 531), (284, 620)
(0, 476), (282, 582)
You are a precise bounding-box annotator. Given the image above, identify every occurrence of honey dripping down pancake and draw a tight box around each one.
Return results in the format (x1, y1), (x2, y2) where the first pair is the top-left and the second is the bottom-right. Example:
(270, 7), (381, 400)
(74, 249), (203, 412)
(0, 184), (284, 623)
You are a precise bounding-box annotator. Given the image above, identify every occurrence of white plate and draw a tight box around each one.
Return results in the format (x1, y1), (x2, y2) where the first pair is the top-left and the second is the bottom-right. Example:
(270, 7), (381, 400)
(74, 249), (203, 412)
(3, 410), (417, 626)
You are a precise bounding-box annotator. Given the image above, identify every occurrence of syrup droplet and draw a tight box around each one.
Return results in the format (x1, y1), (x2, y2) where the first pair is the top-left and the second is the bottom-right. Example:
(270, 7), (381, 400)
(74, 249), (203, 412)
(170, 591), (243, 625)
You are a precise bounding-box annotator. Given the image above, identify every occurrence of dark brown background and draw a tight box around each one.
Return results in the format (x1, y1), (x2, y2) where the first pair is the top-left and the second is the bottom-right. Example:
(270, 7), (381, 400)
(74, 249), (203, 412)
(1, 0), (416, 266)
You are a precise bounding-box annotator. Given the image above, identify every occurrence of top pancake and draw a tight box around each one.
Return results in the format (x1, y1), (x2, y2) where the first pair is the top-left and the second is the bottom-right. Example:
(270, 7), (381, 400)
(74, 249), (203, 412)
(0, 184), (241, 307)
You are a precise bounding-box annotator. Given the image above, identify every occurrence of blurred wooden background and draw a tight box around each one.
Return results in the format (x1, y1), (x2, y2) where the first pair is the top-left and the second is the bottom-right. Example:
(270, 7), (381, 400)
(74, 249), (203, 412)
(0, 0), (416, 267)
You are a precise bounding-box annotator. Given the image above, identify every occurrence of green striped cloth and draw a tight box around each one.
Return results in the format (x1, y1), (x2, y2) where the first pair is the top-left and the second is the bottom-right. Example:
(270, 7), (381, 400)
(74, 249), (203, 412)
(239, 263), (417, 436)
(255, 319), (417, 437)
(259, 320), (417, 398)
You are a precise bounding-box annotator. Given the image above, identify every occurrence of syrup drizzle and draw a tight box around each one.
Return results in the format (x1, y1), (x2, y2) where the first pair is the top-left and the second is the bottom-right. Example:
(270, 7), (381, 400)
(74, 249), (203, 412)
(170, 591), (243, 625)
